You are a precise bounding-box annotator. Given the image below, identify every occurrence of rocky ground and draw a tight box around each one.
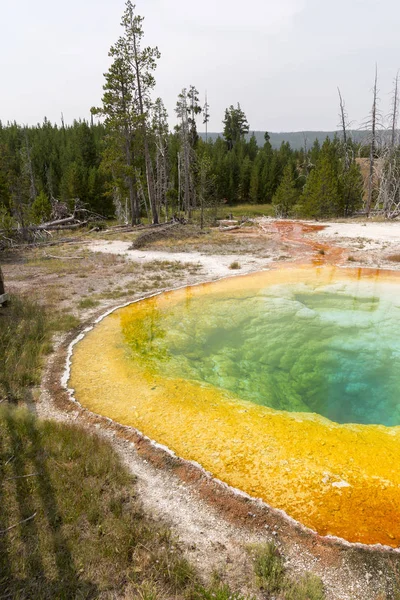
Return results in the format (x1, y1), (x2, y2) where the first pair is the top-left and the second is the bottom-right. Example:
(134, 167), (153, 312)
(3, 218), (400, 600)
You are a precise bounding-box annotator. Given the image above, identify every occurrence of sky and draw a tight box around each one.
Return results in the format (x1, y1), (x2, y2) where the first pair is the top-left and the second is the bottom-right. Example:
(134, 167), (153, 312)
(1, 0), (400, 132)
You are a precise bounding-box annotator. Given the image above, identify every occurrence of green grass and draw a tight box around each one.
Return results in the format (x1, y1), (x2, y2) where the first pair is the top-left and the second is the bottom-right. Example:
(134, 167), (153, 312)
(77, 298), (100, 309)
(284, 572), (325, 600)
(0, 406), (256, 599)
(0, 296), (49, 401)
(0, 295), (79, 402)
(219, 204), (275, 219)
(250, 543), (325, 599)
(229, 261), (241, 270)
(253, 542), (285, 593)
(0, 406), (192, 598)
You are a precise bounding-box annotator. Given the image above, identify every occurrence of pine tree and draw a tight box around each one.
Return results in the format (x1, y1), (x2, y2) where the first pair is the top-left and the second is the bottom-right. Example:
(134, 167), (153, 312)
(152, 98), (169, 219)
(175, 88), (193, 215)
(120, 1), (161, 224)
(93, 52), (141, 224)
(340, 159), (364, 216)
(187, 86), (202, 148)
(238, 155), (252, 201)
(223, 104), (249, 150)
(30, 190), (52, 223)
(94, 1), (161, 224)
(249, 154), (262, 203)
(300, 139), (340, 218)
(198, 154), (216, 228)
(272, 163), (299, 217)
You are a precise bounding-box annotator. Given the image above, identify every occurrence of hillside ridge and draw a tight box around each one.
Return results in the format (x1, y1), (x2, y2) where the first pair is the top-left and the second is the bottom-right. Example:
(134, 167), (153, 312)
(200, 130), (370, 150)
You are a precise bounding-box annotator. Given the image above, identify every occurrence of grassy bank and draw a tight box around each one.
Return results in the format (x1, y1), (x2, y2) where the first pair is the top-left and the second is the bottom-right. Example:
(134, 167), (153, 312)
(0, 406), (233, 599)
(219, 204), (275, 219)
(0, 295), (79, 402)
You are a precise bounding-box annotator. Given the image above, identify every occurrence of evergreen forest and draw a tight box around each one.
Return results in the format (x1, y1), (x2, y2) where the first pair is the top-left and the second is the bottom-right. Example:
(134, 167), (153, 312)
(1, 1), (400, 238)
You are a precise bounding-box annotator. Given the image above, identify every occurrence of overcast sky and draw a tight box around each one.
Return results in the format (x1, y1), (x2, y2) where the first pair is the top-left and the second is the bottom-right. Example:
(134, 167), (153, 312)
(1, 0), (400, 132)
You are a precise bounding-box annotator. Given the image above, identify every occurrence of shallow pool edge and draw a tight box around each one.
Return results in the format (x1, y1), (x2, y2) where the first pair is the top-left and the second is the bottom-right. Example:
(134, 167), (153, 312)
(62, 266), (400, 554)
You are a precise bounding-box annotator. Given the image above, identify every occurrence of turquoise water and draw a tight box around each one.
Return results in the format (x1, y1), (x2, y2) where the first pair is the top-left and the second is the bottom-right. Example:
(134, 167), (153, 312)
(123, 277), (400, 426)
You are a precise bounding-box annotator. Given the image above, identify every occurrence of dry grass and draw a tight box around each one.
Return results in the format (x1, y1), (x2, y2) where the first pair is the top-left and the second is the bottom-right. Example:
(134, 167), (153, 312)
(387, 254), (400, 263)
(0, 406), (200, 599)
(132, 224), (204, 250)
(26, 247), (124, 275)
(144, 228), (271, 257)
(77, 298), (100, 309)
(0, 295), (79, 402)
(4, 250), (204, 320)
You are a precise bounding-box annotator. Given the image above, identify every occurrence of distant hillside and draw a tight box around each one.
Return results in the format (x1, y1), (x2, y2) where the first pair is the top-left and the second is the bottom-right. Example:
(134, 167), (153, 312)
(200, 130), (370, 150)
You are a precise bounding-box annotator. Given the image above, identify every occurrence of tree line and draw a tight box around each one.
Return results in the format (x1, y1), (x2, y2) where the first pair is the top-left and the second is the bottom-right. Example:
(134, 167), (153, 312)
(2, 1), (400, 236)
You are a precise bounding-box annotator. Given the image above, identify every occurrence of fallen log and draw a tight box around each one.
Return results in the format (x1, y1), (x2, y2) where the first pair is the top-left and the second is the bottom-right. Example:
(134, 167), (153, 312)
(34, 215), (78, 230)
(41, 221), (88, 231)
(130, 222), (182, 249)
(219, 224), (245, 232)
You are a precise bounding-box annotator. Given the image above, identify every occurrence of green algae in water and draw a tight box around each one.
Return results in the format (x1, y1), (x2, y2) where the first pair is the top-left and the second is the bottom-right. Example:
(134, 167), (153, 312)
(122, 278), (400, 426)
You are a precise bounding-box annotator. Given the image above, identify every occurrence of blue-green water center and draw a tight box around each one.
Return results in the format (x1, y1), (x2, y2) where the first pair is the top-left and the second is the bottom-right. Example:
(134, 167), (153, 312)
(123, 272), (400, 426)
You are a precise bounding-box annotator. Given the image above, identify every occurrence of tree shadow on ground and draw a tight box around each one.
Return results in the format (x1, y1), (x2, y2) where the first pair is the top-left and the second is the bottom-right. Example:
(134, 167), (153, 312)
(0, 406), (98, 600)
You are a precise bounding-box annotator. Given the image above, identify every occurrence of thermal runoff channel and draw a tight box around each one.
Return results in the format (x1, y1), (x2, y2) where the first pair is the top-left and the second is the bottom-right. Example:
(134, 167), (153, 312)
(70, 266), (400, 546)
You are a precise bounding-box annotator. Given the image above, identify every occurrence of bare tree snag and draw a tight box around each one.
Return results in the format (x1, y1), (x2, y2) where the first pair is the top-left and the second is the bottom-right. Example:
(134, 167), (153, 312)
(176, 88), (194, 217)
(366, 66), (379, 216)
(203, 92), (210, 143)
(128, 7), (160, 224)
(391, 71), (399, 148)
(338, 87), (352, 174)
(338, 88), (348, 148)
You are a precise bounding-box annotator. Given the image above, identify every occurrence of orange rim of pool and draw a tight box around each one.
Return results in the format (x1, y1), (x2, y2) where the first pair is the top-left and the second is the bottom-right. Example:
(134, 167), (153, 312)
(69, 266), (400, 547)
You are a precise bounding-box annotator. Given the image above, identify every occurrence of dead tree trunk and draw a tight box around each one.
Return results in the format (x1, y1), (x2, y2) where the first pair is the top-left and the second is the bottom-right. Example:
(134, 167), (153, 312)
(120, 73), (140, 226)
(125, 140), (140, 226)
(162, 148), (168, 222)
(176, 89), (193, 218)
(177, 152), (182, 213)
(338, 87), (350, 172)
(136, 170), (151, 222)
(203, 92), (210, 143)
(391, 71), (399, 148)
(366, 66), (379, 216)
(374, 74), (400, 217)
(133, 37), (159, 225)
(338, 88), (348, 147)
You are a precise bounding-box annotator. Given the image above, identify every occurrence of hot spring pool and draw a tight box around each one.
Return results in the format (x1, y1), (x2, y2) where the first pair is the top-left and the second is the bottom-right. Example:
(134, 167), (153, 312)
(69, 266), (400, 547)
